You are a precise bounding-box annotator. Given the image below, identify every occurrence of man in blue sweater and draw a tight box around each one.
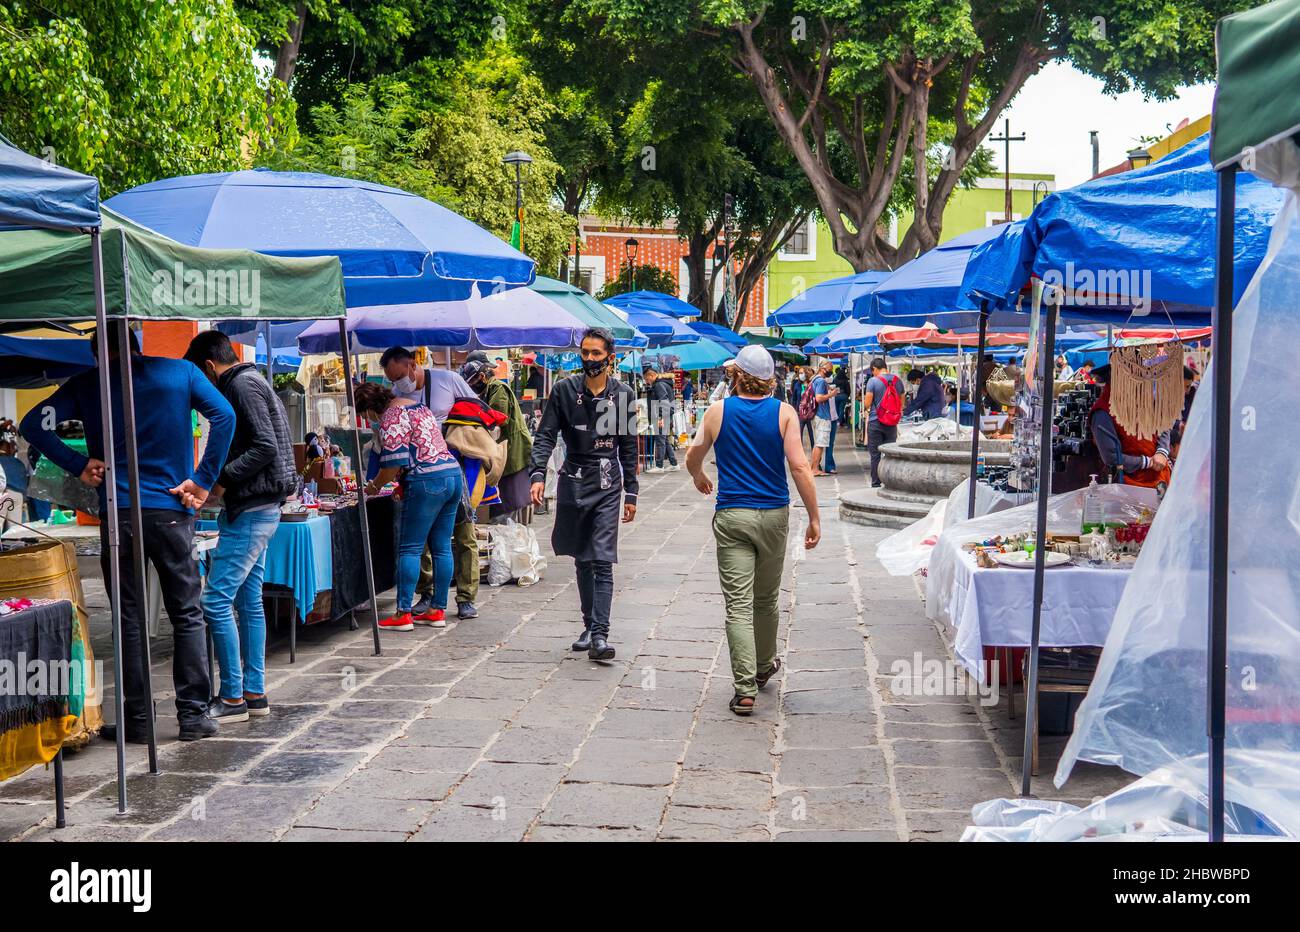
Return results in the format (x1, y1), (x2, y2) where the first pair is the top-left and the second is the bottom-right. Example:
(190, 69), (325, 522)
(904, 368), (947, 419)
(21, 330), (236, 742)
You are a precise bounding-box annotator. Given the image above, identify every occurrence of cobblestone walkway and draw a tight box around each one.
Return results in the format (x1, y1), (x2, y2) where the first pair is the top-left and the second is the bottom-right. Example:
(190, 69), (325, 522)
(1, 440), (1127, 842)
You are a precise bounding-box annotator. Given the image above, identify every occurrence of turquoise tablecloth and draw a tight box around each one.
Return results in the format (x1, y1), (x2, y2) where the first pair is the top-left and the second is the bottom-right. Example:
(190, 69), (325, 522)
(198, 514), (332, 622)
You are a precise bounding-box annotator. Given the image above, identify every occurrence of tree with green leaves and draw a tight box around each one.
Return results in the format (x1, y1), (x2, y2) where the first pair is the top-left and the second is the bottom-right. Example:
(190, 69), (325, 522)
(576, 0), (1240, 270)
(0, 0), (287, 194)
(260, 49), (575, 273)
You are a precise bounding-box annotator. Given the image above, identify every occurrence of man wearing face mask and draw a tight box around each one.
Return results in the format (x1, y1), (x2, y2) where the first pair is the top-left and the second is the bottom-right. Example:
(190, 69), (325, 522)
(528, 328), (638, 661)
(380, 346), (480, 618)
(183, 330), (295, 723)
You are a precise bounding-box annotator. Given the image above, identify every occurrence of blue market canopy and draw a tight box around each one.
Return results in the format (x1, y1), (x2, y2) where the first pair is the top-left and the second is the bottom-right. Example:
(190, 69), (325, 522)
(857, 224), (1012, 327)
(0, 334), (93, 387)
(0, 138), (100, 231)
(106, 169), (535, 307)
(620, 307), (701, 346)
(604, 290), (698, 319)
(956, 134), (1286, 324)
(621, 337), (733, 372)
(805, 317), (886, 354)
(687, 320), (746, 352)
(768, 270), (891, 327)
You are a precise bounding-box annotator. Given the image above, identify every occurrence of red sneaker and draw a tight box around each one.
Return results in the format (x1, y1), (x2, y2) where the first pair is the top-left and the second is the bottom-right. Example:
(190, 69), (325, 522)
(379, 612), (414, 632)
(412, 608), (446, 628)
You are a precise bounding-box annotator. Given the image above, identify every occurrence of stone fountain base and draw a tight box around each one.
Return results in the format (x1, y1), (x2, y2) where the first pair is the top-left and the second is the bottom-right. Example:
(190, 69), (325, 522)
(840, 439), (1011, 529)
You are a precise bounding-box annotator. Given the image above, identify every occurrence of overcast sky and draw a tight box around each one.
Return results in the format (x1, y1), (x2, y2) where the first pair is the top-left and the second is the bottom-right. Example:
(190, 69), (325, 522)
(989, 61), (1217, 189)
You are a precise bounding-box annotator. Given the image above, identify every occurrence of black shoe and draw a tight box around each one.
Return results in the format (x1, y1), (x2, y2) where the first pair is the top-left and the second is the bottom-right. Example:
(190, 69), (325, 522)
(244, 696), (271, 717)
(588, 635), (616, 662)
(572, 628), (593, 652)
(871, 481), (883, 488)
(205, 697), (249, 724)
(457, 601), (478, 620)
(99, 722), (149, 745)
(178, 717), (219, 742)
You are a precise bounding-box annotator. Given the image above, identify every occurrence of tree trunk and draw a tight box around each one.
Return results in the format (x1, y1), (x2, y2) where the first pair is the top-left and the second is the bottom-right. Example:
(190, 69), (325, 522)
(272, 2), (309, 88)
(684, 227), (718, 316)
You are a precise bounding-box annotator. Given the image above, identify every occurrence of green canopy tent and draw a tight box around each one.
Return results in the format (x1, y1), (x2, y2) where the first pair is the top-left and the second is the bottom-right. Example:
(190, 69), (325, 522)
(1204, 0), (1300, 842)
(1, 205), (357, 803)
(1, 207), (347, 322)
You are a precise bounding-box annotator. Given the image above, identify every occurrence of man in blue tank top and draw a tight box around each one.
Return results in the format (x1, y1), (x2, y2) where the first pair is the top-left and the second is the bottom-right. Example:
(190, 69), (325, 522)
(686, 345), (822, 716)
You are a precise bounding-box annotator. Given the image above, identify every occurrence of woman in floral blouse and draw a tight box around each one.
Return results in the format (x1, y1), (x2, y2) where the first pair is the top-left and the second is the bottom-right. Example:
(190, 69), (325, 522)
(354, 381), (463, 631)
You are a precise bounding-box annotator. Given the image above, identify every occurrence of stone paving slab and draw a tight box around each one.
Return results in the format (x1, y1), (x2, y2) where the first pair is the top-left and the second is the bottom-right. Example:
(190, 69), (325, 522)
(5, 439), (1131, 841)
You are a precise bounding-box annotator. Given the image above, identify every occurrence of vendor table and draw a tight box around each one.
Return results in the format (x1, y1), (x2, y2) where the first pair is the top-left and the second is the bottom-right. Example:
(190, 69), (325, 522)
(0, 598), (76, 827)
(929, 548), (1131, 678)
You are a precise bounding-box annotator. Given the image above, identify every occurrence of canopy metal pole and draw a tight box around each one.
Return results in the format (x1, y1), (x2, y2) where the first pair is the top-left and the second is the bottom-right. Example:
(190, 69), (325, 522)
(338, 321), (381, 655)
(1021, 291), (1059, 796)
(967, 305), (990, 519)
(1207, 165), (1237, 843)
(90, 229), (129, 812)
(115, 319), (159, 774)
(262, 320), (274, 389)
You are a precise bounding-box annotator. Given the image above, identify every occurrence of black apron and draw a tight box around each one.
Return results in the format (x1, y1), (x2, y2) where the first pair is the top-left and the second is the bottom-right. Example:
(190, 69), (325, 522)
(551, 384), (625, 563)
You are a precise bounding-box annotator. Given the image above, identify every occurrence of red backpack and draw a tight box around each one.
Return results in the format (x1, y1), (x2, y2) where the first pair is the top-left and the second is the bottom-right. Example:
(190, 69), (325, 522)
(875, 374), (904, 427)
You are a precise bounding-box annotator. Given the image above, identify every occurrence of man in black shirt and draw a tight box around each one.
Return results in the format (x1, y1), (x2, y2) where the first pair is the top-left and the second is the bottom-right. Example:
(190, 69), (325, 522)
(644, 365), (678, 472)
(529, 329), (639, 661)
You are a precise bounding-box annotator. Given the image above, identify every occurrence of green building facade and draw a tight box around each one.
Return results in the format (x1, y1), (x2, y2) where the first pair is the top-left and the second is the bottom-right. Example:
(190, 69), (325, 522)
(765, 172), (1055, 316)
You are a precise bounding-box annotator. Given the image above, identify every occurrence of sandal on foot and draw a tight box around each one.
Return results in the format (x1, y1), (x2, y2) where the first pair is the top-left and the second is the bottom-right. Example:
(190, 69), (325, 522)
(756, 657), (782, 690)
(729, 694), (755, 716)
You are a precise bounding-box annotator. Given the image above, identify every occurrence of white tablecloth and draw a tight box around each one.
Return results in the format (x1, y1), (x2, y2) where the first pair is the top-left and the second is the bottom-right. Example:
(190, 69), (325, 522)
(924, 484), (1158, 676)
(933, 549), (1132, 676)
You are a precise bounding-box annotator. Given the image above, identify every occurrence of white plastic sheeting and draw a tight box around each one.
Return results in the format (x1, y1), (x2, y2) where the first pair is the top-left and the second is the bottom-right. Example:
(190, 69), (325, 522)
(963, 753), (1294, 841)
(874, 478), (1028, 578)
(1056, 193), (1300, 837)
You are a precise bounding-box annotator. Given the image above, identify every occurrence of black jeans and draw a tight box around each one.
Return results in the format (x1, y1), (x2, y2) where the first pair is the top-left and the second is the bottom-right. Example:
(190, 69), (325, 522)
(575, 559), (614, 637)
(653, 432), (676, 468)
(867, 421), (898, 485)
(100, 509), (210, 726)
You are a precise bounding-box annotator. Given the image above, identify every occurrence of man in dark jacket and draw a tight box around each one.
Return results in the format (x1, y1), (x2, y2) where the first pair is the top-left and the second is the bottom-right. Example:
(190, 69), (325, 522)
(22, 329), (235, 742)
(529, 328), (638, 662)
(644, 365), (678, 471)
(185, 331), (296, 723)
(904, 368), (947, 419)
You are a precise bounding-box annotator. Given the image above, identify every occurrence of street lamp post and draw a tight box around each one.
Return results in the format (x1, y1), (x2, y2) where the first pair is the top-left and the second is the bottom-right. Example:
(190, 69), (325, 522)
(624, 236), (639, 292)
(502, 150), (533, 251)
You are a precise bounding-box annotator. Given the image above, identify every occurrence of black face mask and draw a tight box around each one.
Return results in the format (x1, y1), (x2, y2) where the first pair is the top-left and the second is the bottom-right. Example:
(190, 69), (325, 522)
(582, 357), (608, 377)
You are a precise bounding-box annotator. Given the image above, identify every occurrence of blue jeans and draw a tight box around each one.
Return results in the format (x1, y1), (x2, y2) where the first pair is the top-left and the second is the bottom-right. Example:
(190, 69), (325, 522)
(202, 505), (281, 700)
(397, 469), (463, 613)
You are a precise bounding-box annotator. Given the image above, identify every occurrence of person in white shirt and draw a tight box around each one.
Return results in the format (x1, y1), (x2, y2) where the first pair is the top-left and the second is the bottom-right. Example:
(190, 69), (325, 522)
(709, 359), (738, 402)
(380, 346), (476, 423)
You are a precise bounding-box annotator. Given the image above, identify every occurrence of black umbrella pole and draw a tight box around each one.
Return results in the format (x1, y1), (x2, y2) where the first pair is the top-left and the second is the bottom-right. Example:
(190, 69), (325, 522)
(967, 304), (990, 520)
(90, 230), (128, 813)
(117, 320), (159, 774)
(1207, 166), (1236, 843)
(339, 321), (381, 655)
(1021, 295), (1058, 797)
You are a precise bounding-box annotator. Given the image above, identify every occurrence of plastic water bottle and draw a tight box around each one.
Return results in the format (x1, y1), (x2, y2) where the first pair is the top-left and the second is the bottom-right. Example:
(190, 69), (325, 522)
(1082, 474), (1104, 535)
(976, 454), (986, 479)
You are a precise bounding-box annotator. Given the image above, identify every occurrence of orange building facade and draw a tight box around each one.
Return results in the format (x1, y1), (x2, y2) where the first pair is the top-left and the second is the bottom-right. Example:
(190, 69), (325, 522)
(572, 217), (767, 330)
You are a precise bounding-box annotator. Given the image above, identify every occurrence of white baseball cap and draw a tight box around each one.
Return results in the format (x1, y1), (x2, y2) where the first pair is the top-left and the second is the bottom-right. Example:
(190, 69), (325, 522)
(733, 344), (774, 380)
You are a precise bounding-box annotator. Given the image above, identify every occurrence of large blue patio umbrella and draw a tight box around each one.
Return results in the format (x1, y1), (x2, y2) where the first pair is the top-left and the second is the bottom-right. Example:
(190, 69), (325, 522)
(605, 289), (699, 318)
(955, 133), (1286, 326)
(804, 317), (886, 354)
(768, 270), (891, 327)
(295, 287), (587, 354)
(106, 169), (536, 307)
(621, 307), (701, 346)
(620, 337), (734, 372)
(687, 320), (746, 352)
